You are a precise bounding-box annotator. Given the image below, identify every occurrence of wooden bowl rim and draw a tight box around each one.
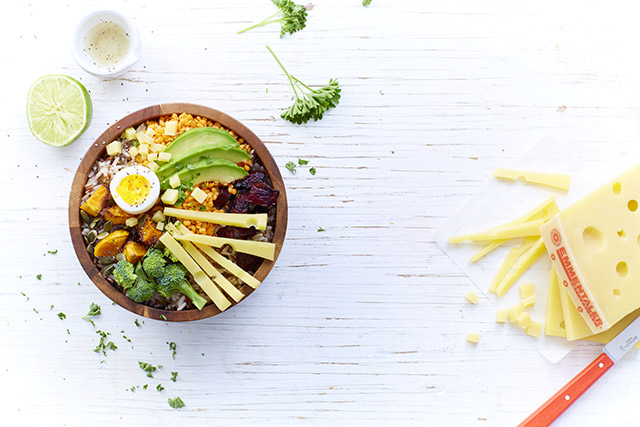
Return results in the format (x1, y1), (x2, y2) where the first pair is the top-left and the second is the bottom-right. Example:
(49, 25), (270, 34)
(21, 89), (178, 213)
(68, 103), (288, 321)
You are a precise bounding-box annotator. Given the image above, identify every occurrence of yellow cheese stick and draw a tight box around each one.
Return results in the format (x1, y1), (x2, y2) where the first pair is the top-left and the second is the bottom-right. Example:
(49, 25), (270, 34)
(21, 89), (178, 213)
(495, 237), (546, 297)
(488, 236), (538, 293)
(176, 224), (261, 289)
(173, 233), (276, 260)
(544, 267), (567, 338)
(164, 207), (267, 230)
(165, 224), (245, 302)
(449, 219), (543, 243)
(493, 168), (571, 191)
(159, 233), (231, 311)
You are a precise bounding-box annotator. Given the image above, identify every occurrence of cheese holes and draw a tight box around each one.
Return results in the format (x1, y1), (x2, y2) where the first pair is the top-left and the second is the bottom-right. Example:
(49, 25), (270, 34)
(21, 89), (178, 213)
(628, 199), (638, 212)
(613, 289), (622, 297)
(612, 182), (622, 195)
(582, 226), (605, 251)
(616, 261), (629, 278)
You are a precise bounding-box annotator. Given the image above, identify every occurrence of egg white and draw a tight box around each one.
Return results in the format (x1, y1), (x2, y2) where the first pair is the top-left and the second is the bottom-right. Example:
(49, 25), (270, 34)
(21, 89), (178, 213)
(109, 165), (160, 215)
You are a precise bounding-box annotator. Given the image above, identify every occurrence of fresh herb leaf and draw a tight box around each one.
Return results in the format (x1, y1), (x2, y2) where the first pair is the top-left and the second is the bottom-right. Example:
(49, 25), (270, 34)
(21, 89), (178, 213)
(267, 46), (341, 124)
(107, 341), (118, 351)
(173, 162), (184, 171)
(134, 319), (141, 327)
(94, 330), (115, 356)
(47, 249), (58, 254)
(317, 226), (325, 232)
(168, 397), (185, 409)
(20, 292), (29, 301)
(309, 167), (316, 175)
(363, 0), (372, 5)
(143, 384), (148, 390)
(157, 384), (165, 392)
(83, 303), (101, 325)
(169, 342), (177, 359)
(199, 205), (207, 211)
(33, 308), (38, 313)
(161, 314), (167, 321)
(57, 312), (66, 320)
(285, 161), (297, 174)
(138, 361), (158, 378)
(36, 274), (42, 280)
(171, 371), (178, 382)
(132, 140), (140, 147)
(238, 0), (308, 37)
(297, 158), (309, 165)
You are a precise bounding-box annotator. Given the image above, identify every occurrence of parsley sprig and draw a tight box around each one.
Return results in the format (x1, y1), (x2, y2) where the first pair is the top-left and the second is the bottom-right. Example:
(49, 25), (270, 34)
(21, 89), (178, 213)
(238, 0), (308, 37)
(267, 46), (341, 124)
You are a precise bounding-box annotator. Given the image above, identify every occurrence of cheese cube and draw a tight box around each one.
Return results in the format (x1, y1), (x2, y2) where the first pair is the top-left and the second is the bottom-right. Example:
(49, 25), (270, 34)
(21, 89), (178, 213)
(145, 127), (156, 137)
(169, 174), (181, 189)
(464, 291), (479, 304)
(162, 189), (180, 205)
(151, 143), (166, 152)
(124, 127), (137, 141)
(541, 164), (640, 333)
(106, 140), (122, 156)
(125, 217), (139, 227)
(507, 303), (523, 323)
(158, 152), (172, 162)
(526, 321), (542, 338)
(147, 161), (159, 172)
(138, 143), (149, 155)
(147, 152), (158, 162)
(156, 221), (165, 231)
(519, 282), (535, 299)
(496, 309), (508, 323)
(191, 187), (207, 204)
(152, 210), (165, 223)
(516, 312), (533, 329)
(128, 146), (139, 158)
(522, 295), (536, 308)
(466, 333), (480, 344)
(165, 120), (178, 136)
(136, 131), (154, 145)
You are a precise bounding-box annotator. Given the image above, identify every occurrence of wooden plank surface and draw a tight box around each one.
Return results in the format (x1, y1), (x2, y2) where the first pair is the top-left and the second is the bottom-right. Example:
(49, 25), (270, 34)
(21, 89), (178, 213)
(2, 0), (640, 425)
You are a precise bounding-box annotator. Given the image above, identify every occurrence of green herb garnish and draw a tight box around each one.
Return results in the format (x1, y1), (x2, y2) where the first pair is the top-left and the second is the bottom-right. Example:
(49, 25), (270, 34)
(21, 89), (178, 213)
(47, 249), (58, 254)
(199, 205), (207, 211)
(309, 167), (316, 175)
(285, 161), (297, 174)
(168, 397), (185, 409)
(83, 303), (101, 326)
(169, 342), (177, 359)
(297, 158), (309, 165)
(143, 384), (148, 390)
(363, 0), (372, 5)
(161, 314), (167, 321)
(36, 274), (42, 280)
(317, 226), (325, 232)
(57, 312), (66, 320)
(238, 0), (308, 37)
(267, 46), (341, 124)
(138, 361), (158, 378)
(134, 319), (141, 327)
(157, 384), (165, 392)
(171, 371), (178, 382)
(94, 330), (116, 356)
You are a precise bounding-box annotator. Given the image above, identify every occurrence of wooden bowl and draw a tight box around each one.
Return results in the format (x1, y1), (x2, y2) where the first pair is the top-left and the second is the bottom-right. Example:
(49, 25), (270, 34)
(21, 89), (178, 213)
(69, 103), (288, 321)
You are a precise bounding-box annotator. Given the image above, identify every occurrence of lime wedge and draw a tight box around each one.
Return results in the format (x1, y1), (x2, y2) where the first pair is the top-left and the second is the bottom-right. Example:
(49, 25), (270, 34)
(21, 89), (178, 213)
(27, 75), (92, 147)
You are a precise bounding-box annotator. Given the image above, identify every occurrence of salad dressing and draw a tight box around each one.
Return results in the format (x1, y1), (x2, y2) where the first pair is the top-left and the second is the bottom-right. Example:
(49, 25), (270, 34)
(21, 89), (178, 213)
(84, 21), (130, 67)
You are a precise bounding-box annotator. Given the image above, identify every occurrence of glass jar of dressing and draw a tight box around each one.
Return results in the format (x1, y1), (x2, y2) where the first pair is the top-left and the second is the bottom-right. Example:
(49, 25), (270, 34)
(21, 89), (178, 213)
(72, 10), (141, 78)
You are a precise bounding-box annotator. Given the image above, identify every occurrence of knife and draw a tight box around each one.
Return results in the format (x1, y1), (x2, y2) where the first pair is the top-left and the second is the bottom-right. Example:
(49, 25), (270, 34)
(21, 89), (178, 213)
(518, 314), (640, 427)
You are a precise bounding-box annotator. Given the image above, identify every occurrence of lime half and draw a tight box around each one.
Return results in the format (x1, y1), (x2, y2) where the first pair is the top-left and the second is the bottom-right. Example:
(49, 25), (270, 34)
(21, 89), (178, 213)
(27, 75), (92, 147)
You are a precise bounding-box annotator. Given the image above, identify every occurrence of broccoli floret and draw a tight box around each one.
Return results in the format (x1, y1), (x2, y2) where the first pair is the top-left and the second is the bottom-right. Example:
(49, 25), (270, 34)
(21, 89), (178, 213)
(142, 248), (167, 279)
(155, 263), (207, 310)
(113, 260), (137, 289)
(163, 247), (179, 263)
(127, 263), (157, 303)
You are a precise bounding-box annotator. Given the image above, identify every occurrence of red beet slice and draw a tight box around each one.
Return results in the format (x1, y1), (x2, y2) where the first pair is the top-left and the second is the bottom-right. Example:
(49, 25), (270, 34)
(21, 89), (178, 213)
(246, 182), (279, 209)
(214, 187), (232, 209)
(234, 171), (266, 190)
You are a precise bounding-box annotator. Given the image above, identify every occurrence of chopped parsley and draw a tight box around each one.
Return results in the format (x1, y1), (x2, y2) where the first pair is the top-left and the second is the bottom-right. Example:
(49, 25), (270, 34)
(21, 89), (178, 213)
(20, 292), (29, 301)
(47, 249), (58, 254)
(285, 161), (297, 174)
(168, 342), (177, 359)
(36, 274), (42, 280)
(138, 361), (158, 378)
(297, 158), (309, 165)
(94, 330), (117, 356)
(199, 205), (207, 211)
(317, 226), (326, 232)
(83, 303), (101, 326)
(57, 312), (66, 320)
(171, 371), (178, 382)
(309, 167), (316, 175)
(168, 397), (185, 409)
(134, 319), (141, 327)
(161, 314), (167, 321)
(156, 384), (165, 392)
(143, 384), (149, 390)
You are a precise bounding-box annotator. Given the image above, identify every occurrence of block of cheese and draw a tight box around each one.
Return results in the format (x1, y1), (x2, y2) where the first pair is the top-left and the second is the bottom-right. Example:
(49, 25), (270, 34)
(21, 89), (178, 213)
(496, 309), (508, 323)
(173, 233), (276, 260)
(465, 291), (479, 304)
(164, 207), (268, 230)
(522, 295), (536, 308)
(519, 282), (535, 299)
(493, 168), (571, 191)
(541, 164), (640, 333)
(526, 321), (542, 338)
(466, 333), (480, 344)
(544, 267), (567, 338)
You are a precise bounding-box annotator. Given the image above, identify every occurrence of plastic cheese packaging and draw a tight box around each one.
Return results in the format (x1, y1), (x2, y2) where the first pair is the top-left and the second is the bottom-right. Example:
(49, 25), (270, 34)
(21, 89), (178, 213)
(541, 164), (640, 334)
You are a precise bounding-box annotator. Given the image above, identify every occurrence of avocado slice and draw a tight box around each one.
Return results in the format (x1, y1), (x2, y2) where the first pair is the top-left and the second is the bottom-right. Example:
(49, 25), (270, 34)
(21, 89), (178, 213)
(160, 158), (248, 189)
(156, 145), (251, 182)
(165, 127), (239, 158)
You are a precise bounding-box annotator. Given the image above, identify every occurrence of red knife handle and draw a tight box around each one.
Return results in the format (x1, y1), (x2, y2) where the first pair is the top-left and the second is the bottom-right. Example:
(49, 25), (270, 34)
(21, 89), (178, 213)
(518, 353), (614, 427)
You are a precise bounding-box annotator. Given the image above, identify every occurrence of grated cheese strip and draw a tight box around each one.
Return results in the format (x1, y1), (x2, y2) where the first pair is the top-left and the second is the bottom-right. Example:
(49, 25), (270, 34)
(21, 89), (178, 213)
(493, 168), (571, 191)
(164, 207), (267, 230)
(173, 233), (275, 260)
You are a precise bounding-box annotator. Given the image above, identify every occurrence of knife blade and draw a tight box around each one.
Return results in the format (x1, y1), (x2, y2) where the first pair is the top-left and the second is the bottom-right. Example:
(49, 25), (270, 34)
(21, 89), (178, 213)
(518, 313), (640, 427)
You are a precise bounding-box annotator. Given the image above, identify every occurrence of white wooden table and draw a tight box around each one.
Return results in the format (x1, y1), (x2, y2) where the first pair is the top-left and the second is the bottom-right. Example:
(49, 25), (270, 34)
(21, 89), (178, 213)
(2, 0), (640, 425)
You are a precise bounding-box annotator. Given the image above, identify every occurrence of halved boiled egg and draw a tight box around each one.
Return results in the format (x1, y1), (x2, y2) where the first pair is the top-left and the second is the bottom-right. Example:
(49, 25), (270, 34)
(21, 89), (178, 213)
(109, 166), (160, 214)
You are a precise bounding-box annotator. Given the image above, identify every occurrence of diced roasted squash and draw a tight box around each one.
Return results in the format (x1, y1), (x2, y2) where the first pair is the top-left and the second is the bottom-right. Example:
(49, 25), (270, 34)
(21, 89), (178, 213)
(104, 205), (134, 225)
(94, 230), (129, 258)
(122, 241), (148, 264)
(80, 185), (110, 217)
(139, 218), (163, 246)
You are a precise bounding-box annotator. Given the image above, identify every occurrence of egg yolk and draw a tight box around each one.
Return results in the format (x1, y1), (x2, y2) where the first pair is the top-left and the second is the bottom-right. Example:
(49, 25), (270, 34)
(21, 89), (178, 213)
(116, 174), (151, 205)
